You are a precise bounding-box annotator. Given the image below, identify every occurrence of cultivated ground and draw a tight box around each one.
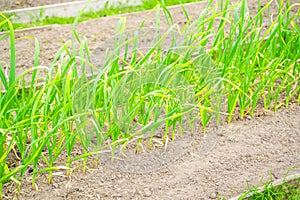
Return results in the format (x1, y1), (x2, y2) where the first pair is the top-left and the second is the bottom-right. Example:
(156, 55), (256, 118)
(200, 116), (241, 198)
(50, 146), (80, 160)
(3, 103), (299, 199)
(1, 0), (76, 10)
(1, 1), (300, 199)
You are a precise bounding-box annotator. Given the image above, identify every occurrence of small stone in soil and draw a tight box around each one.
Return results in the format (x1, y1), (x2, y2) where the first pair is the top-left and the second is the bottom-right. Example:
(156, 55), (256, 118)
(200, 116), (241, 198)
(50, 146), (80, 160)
(226, 136), (235, 142)
(111, 193), (122, 197)
(28, 167), (33, 173)
(209, 191), (218, 199)
(143, 188), (152, 197)
(245, 152), (252, 157)
(102, 192), (109, 197)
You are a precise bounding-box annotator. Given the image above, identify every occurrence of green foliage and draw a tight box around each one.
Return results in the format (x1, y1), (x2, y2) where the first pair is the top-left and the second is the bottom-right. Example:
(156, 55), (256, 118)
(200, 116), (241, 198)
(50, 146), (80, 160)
(240, 174), (300, 200)
(0, 0), (299, 198)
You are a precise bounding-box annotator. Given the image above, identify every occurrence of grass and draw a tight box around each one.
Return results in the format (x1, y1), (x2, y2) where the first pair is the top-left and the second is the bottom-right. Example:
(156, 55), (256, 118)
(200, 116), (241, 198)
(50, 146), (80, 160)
(238, 172), (300, 200)
(0, 0), (203, 31)
(247, 181), (300, 200)
(0, 0), (300, 199)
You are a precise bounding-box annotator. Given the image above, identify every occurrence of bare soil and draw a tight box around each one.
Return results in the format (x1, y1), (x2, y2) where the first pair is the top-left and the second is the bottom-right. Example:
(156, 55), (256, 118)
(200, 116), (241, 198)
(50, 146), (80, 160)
(3, 103), (300, 200)
(1, 1), (300, 199)
(1, 0), (77, 10)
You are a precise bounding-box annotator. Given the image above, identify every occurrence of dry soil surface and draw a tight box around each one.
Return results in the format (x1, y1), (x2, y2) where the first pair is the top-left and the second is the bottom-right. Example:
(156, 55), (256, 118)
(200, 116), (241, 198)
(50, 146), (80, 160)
(3, 102), (300, 200)
(1, 1), (300, 200)
(1, 0), (77, 10)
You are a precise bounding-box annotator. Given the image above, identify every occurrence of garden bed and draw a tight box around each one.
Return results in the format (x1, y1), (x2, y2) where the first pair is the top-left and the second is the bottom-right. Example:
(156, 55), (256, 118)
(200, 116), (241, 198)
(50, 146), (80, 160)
(3, 103), (300, 199)
(1, 0), (300, 199)
(1, 0), (77, 10)
(2, 0), (142, 23)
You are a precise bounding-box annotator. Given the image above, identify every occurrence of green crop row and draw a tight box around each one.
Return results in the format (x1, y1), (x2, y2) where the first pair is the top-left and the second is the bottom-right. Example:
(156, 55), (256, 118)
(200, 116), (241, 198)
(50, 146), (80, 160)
(0, 0), (299, 199)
